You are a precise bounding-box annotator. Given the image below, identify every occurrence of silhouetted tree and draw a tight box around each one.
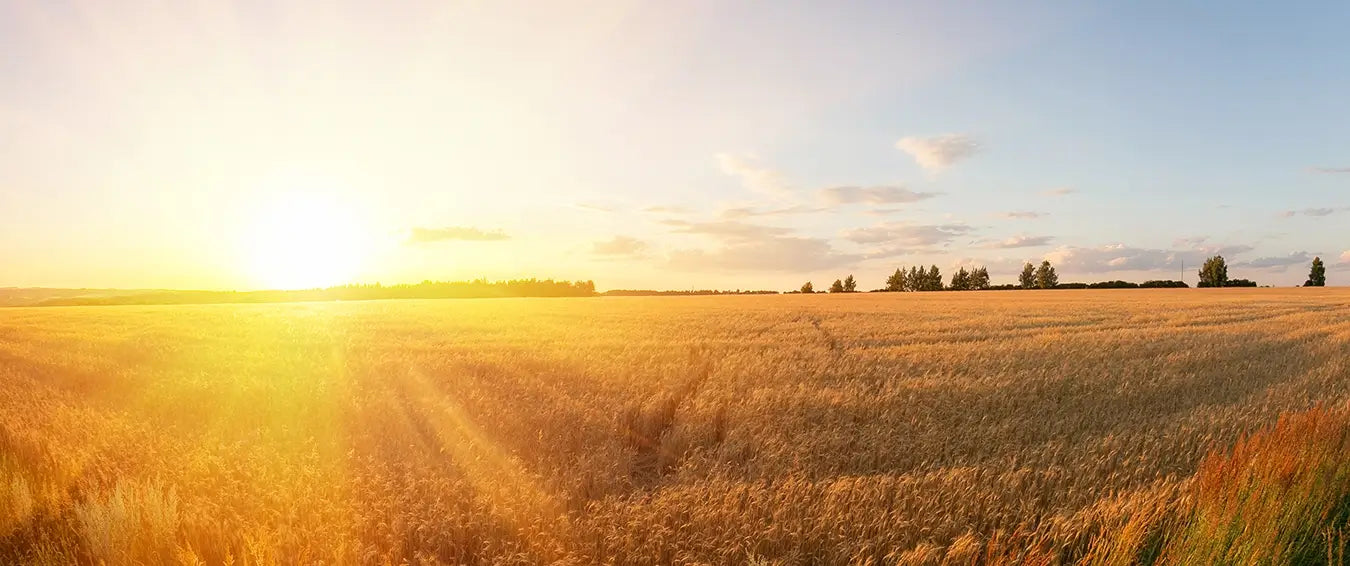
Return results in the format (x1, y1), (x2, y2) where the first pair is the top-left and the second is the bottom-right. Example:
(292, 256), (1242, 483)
(950, 267), (971, 291)
(1035, 260), (1058, 289)
(971, 267), (991, 290)
(800, 281), (814, 294)
(1198, 255), (1229, 288)
(913, 266), (926, 291)
(927, 265), (943, 291)
(1305, 256), (1326, 287)
(885, 268), (906, 292)
(843, 274), (857, 292)
(1019, 262), (1036, 289)
(830, 279), (845, 293)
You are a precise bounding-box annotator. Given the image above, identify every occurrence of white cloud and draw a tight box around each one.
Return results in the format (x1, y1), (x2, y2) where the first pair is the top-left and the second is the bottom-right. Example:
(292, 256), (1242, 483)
(1043, 244), (1185, 273)
(1040, 187), (1077, 197)
(1313, 167), (1350, 174)
(895, 134), (980, 172)
(592, 236), (649, 258)
(818, 185), (939, 205)
(1341, 250), (1350, 263)
(1042, 240), (1252, 275)
(716, 153), (791, 196)
(1041, 241), (1257, 275)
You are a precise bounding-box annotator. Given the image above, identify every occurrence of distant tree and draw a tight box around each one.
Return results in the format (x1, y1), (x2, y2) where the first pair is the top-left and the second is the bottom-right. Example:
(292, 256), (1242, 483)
(928, 265), (943, 291)
(1140, 280), (1189, 288)
(1228, 278), (1258, 287)
(800, 281), (814, 294)
(1034, 260), (1058, 289)
(1088, 280), (1139, 289)
(913, 266), (927, 291)
(950, 267), (971, 291)
(830, 279), (845, 293)
(970, 267), (990, 290)
(843, 274), (857, 292)
(1019, 262), (1036, 289)
(885, 268), (906, 292)
(1197, 255), (1229, 288)
(1305, 256), (1326, 287)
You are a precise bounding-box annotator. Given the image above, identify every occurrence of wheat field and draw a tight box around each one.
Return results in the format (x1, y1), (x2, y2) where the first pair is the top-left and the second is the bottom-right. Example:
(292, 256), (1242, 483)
(2, 289), (1350, 564)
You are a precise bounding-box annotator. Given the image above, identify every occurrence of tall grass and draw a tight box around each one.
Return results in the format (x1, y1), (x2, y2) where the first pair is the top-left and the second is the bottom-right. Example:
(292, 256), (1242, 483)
(1076, 403), (1350, 565)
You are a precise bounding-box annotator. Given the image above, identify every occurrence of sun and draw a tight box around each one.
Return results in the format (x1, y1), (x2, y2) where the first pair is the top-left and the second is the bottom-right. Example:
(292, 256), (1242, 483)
(241, 190), (372, 290)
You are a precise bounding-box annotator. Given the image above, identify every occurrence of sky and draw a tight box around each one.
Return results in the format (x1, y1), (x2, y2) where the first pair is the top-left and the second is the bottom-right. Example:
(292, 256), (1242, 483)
(2, 0), (1347, 291)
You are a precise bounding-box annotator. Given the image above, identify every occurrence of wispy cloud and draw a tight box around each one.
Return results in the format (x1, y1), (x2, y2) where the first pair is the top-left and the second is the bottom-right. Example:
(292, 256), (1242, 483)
(985, 235), (1054, 249)
(643, 205), (694, 215)
(842, 222), (974, 246)
(406, 226), (509, 244)
(999, 211), (1046, 219)
(669, 237), (859, 272)
(1279, 206), (1346, 218)
(592, 236), (649, 258)
(1044, 244), (1184, 273)
(718, 205), (826, 219)
(1203, 244), (1256, 256)
(1312, 167), (1350, 174)
(1238, 251), (1313, 270)
(861, 208), (904, 216)
(573, 202), (616, 213)
(895, 134), (980, 173)
(1042, 241), (1252, 274)
(818, 185), (940, 205)
(1040, 187), (1077, 197)
(716, 153), (791, 196)
(661, 219), (792, 241)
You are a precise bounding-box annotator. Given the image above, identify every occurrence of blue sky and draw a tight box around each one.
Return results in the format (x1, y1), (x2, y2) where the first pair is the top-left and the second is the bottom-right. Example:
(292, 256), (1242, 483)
(1, 0), (1346, 290)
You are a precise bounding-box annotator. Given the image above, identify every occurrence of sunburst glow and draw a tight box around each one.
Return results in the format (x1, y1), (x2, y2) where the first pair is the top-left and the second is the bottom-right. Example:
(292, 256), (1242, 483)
(241, 189), (371, 290)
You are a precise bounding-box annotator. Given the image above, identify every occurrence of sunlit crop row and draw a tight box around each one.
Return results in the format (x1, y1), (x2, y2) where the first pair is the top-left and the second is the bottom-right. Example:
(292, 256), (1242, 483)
(1, 289), (1348, 564)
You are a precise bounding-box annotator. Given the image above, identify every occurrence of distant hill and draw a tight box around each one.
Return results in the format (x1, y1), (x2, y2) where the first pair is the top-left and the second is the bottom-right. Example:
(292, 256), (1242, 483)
(0, 287), (162, 307)
(11, 278), (598, 307)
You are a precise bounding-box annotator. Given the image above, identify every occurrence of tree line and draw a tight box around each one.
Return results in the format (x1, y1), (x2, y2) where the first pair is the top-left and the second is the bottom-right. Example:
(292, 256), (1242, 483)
(801, 260), (1060, 293)
(794, 253), (1340, 294)
(603, 289), (778, 296)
